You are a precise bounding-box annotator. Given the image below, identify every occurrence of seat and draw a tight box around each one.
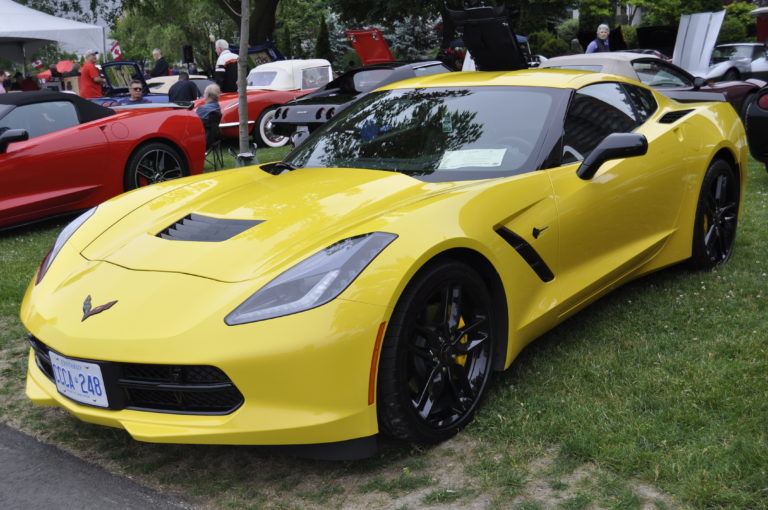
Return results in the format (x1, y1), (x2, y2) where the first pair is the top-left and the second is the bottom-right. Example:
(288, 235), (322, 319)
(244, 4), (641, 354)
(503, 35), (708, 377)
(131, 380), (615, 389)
(203, 109), (224, 170)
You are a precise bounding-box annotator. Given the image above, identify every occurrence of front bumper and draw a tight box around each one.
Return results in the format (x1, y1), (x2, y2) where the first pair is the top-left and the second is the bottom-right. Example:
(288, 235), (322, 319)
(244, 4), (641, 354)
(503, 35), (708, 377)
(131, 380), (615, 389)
(22, 261), (390, 448)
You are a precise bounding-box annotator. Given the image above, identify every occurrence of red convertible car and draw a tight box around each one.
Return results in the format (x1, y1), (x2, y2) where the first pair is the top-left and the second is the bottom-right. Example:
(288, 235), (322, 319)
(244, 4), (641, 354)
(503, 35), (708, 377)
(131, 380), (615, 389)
(0, 91), (205, 230)
(208, 59), (333, 147)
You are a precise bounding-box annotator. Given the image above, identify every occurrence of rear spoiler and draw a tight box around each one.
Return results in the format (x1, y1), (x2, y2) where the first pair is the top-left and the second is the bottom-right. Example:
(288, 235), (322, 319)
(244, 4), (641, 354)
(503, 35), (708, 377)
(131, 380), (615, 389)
(659, 90), (726, 103)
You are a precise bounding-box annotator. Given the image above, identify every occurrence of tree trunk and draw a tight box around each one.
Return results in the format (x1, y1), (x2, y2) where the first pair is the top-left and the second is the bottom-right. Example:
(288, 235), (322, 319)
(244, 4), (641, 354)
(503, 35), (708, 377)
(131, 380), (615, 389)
(238, 0), (252, 160)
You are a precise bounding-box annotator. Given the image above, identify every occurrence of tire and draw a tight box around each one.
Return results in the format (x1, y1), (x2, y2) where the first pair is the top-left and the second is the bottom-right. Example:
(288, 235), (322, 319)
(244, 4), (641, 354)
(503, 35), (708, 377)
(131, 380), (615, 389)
(377, 260), (497, 444)
(255, 106), (288, 148)
(739, 92), (755, 122)
(124, 142), (188, 190)
(723, 68), (739, 82)
(689, 159), (739, 270)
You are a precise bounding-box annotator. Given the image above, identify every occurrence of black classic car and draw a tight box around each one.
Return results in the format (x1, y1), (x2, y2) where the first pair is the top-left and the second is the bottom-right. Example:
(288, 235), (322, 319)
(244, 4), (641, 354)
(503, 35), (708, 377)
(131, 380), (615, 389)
(271, 61), (453, 145)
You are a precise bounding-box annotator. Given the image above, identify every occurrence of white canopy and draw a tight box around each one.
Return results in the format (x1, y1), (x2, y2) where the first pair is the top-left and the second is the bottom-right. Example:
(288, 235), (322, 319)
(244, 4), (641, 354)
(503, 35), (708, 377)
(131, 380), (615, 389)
(0, 0), (104, 63)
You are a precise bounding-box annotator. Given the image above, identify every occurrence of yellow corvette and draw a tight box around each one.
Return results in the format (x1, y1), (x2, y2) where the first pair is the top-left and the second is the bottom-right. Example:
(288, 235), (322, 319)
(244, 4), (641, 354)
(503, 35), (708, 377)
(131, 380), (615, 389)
(21, 70), (746, 459)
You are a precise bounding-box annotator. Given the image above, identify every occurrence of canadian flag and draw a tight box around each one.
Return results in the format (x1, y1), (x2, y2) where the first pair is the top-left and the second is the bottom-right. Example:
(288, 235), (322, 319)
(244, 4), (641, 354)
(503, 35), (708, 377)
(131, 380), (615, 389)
(32, 59), (44, 70)
(110, 41), (123, 61)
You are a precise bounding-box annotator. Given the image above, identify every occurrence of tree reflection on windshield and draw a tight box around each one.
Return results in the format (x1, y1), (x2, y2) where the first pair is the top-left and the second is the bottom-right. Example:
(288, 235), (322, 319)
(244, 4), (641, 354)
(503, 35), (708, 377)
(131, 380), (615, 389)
(286, 86), (562, 181)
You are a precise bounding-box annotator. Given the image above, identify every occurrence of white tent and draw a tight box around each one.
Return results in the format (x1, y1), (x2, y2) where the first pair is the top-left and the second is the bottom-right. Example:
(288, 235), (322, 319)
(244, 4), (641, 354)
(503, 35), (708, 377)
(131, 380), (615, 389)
(0, 0), (104, 64)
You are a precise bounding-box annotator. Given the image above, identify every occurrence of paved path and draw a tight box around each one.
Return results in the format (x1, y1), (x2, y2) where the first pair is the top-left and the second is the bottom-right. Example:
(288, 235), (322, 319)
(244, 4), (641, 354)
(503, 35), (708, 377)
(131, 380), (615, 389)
(0, 424), (197, 510)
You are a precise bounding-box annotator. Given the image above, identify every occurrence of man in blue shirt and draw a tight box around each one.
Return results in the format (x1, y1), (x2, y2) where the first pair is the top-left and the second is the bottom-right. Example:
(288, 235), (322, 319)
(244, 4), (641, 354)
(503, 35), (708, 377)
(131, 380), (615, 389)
(196, 83), (221, 123)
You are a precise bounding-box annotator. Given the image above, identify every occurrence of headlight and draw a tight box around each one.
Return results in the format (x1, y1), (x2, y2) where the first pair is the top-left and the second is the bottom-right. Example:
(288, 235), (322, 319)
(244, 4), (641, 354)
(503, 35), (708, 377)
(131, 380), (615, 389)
(35, 207), (97, 285)
(225, 232), (397, 325)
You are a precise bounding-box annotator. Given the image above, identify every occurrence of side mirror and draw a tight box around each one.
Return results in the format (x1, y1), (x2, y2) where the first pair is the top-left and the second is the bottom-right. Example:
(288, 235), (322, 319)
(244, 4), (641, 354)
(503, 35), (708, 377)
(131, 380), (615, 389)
(0, 128), (29, 154)
(692, 76), (705, 90)
(576, 133), (648, 180)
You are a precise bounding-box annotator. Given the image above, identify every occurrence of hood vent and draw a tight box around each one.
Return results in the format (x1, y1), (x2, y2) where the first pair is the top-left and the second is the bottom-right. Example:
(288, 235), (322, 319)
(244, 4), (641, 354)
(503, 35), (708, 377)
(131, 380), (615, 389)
(658, 109), (693, 124)
(158, 214), (263, 242)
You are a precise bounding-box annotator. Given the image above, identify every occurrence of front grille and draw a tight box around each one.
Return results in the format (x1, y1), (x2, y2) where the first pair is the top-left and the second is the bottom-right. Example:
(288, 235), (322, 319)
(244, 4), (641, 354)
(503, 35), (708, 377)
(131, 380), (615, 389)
(28, 335), (244, 415)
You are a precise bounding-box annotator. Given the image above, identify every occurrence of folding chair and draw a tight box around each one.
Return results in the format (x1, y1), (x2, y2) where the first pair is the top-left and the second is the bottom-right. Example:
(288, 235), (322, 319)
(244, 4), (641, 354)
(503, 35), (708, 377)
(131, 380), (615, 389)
(203, 109), (224, 171)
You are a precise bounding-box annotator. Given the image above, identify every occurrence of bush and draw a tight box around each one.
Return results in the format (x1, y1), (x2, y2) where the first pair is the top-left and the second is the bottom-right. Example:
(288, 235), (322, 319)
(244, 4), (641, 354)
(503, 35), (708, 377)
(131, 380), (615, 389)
(718, 18), (748, 44)
(556, 18), (580, 43)
(620, 25), (637, 48)
(540, 38), (571, 58)
(528, 30), (554, 54)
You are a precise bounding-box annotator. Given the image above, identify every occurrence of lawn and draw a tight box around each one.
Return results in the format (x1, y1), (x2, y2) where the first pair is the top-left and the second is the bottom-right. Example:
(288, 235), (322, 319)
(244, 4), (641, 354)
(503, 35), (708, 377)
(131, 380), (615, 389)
(0, 156), (765, 509)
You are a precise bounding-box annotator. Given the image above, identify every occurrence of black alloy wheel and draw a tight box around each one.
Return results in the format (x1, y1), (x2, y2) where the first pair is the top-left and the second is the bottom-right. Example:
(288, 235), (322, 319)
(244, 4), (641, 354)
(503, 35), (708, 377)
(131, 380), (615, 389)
(689, 159), (739, 269)
(377, 261), (496, 444)
(124, 142), (187, 190)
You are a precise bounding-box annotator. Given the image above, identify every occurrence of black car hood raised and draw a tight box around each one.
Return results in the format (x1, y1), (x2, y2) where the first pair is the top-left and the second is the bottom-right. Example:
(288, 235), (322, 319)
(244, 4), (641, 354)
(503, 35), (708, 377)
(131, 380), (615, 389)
(448, 6), (527, 72)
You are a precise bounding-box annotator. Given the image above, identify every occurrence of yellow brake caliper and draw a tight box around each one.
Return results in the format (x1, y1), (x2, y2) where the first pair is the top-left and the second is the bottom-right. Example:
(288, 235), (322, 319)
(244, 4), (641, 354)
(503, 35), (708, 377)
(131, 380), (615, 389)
(455, 316), (468, 366)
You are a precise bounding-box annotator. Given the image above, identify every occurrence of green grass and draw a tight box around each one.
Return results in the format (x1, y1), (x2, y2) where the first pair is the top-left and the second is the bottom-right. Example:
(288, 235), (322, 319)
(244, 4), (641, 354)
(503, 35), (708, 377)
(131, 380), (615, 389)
(0, 158), (766, 509)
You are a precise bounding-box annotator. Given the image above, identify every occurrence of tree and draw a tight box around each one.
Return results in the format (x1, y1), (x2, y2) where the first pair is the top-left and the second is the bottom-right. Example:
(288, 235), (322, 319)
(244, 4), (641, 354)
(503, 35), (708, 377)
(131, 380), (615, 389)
(315, 16), (333, 62)
(113, 0), (237, 74)
(213, 0), (280, 46)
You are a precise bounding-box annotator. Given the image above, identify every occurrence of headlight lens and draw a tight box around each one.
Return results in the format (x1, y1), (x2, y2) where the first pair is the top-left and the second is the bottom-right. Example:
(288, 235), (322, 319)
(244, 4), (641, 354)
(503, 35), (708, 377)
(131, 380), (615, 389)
(35, 207), (97, 285)
(225, 232), (397, 325)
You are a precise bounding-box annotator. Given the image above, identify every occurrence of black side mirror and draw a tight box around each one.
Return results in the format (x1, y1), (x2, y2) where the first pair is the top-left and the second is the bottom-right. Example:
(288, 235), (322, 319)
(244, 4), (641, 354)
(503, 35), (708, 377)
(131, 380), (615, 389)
(576, 133), (648, 180)
(0, 129), (29, 154)
(692, 76), (706, 90)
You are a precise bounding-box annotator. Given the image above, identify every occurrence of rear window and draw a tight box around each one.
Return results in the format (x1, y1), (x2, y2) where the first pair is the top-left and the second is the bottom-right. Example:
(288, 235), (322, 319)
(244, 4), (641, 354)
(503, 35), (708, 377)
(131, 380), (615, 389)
(248, 71), (277, 87)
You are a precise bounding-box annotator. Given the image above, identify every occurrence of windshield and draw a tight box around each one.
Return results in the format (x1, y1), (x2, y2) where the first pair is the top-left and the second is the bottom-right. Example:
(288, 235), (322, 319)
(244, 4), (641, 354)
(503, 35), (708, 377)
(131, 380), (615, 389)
(285, 86), (566, 181)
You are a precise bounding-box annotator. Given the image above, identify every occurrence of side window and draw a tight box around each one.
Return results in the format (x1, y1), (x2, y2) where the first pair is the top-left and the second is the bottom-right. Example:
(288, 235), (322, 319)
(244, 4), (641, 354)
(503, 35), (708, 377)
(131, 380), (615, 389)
(0, 101), (79, 139)
(561, 83), (639, 164)
(623, 84), (657, 123)
(632, 60), (692, 88)
(301, 66), (331, 90)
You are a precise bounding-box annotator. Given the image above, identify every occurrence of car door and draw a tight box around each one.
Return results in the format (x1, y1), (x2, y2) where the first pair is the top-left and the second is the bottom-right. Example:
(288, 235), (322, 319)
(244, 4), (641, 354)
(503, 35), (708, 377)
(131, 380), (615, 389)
(0, 100), (110, 226)
(546, 82), (688, 315)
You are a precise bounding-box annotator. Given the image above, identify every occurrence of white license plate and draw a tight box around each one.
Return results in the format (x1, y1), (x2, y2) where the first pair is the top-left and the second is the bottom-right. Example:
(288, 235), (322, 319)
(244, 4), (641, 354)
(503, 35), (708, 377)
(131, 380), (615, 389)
(49, 351), (109, 408)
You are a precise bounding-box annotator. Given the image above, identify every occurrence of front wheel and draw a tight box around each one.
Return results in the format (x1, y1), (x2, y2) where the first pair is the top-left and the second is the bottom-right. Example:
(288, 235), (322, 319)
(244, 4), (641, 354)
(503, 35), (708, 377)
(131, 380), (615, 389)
(377, 261), (497, 444)
(255, 107), (288, 148)
(689, 159), (739, 270)
(723, 68), (739, 82)
(124, 142), (187, 190)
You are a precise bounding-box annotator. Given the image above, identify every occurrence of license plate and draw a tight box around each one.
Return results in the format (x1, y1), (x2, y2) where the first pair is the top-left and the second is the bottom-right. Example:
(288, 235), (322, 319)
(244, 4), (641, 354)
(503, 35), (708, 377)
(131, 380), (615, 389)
(49, 351), (109, 407)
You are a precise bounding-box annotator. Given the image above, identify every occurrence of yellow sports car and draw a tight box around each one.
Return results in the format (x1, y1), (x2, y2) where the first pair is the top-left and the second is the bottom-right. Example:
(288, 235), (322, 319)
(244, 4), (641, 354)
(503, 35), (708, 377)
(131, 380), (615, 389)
(21, 69), (746, 459)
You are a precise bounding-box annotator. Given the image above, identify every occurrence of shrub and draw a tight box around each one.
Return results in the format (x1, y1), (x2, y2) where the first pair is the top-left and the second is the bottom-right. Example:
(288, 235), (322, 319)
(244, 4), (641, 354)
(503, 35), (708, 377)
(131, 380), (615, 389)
(528, 30), (554, 54)
(540, 38), (571, 58)
(718, 18), (748, 44)
(556, 18), (580, 43)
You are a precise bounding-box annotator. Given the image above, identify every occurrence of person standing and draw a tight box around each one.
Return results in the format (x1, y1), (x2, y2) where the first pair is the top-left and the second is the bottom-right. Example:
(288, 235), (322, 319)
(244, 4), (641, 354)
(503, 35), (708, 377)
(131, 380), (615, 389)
(149, 48), (169, 77)
(214, 39), (238, 93)
(168, 71), (200, 102)
(79, 50), (105, 98)
(585, 24), (611, 53)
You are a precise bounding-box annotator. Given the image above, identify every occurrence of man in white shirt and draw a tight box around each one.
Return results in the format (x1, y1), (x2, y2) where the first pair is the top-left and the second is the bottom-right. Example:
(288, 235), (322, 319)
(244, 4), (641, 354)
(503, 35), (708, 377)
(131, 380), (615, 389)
(214, 39), (238, 93)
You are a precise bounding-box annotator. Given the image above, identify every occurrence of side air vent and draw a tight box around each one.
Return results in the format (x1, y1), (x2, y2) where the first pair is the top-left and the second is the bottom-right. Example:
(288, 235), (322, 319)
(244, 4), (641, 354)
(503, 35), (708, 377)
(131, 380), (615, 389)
(158, 214), (262, 242)
(496, 227), (554, 282)
(658, 109), (693, 124)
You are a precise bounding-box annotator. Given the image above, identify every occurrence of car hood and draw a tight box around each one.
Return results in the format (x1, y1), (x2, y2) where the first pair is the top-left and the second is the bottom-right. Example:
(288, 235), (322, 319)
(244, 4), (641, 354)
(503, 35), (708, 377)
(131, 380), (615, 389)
(81, 166), (462, 282)
(672, 10), (725, 77)
(448, 6), (527, 71)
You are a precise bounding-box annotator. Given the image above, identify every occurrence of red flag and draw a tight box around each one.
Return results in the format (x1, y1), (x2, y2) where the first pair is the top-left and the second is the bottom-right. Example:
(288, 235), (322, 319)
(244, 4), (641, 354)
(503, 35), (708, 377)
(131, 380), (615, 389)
(32, 59), (44, 70)
(110, 41), (123, 61)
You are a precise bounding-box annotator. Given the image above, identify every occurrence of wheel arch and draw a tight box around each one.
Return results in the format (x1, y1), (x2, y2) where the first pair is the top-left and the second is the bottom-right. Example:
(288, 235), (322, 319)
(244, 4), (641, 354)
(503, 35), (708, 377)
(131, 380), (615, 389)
(123, 137), (190, 191)
(395, 247), (510, 372)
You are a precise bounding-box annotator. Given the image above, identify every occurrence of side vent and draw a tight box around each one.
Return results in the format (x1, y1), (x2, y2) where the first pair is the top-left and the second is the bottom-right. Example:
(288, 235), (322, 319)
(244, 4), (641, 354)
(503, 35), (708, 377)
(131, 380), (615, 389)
(496, 227), (554, 282)
(158, 214), (263, 242)
(658, 109), (693, 124)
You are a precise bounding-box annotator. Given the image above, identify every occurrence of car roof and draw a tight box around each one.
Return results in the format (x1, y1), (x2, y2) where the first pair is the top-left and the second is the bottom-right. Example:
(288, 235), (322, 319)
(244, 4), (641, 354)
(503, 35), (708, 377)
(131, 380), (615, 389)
(382, 68), (632, 91)
(0, 90), (114, 123)
(716, 43), (763, 47)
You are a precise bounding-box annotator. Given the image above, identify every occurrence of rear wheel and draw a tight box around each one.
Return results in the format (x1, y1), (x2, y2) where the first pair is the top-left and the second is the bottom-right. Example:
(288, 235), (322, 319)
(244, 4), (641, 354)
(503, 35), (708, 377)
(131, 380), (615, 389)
(739, 92), (756, 122)
(255, 106), (288, 148)
(124, 142), (187, 190)
(723, 68), (739, 82)
(377, 261), (497, 444)
(689, 159), (739, 269)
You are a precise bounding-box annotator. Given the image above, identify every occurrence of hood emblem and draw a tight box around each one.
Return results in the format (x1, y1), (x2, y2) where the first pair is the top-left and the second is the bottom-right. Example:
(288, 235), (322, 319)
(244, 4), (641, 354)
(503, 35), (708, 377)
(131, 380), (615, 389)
(82, 295), (118, 322)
